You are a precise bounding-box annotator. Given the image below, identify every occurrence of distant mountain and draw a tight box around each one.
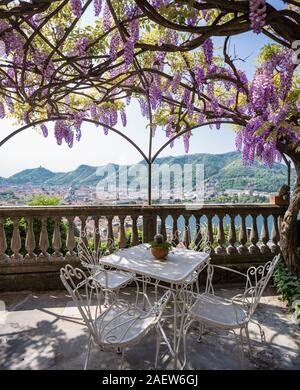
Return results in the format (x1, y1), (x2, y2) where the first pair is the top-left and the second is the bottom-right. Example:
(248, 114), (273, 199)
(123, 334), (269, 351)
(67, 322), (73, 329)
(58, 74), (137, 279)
(2, 152), (294, 192)
(6, 167), (55, 185)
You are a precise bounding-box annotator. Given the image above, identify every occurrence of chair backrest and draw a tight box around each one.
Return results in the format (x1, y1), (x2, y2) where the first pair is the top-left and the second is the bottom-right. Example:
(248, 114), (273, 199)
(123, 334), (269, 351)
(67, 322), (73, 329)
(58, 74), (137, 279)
(60, 264), (107, 338)
(169, 223), (212, 254)
(77, 226), (113, 273)
(60, 265), (171, 346)
(242, 254), (281, 318)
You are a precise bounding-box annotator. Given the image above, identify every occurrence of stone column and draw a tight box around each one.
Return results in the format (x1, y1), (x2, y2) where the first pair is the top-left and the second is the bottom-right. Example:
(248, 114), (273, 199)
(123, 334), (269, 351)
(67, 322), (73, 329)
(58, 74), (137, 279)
(25, 217), (36, 260)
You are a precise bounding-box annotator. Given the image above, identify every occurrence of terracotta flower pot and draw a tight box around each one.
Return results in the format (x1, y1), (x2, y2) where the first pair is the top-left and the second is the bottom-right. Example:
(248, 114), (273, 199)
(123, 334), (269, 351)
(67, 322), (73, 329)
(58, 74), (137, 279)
(151, 247), (169, 260)
(269, 194), (289, 206)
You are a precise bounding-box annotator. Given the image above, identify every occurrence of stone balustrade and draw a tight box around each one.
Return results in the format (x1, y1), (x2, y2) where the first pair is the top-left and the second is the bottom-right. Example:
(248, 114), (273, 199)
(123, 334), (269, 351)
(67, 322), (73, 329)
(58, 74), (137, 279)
(0, 204), (287, 291)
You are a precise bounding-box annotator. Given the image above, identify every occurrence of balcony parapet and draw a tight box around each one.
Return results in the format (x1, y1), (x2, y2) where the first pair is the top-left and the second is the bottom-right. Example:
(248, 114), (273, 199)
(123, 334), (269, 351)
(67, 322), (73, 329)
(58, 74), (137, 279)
(0, 204), (287, 291)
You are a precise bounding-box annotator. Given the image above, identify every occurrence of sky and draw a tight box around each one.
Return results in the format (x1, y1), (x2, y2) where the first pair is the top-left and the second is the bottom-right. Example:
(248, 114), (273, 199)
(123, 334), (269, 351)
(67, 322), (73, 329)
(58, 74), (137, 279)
(0, 1), (285, 178)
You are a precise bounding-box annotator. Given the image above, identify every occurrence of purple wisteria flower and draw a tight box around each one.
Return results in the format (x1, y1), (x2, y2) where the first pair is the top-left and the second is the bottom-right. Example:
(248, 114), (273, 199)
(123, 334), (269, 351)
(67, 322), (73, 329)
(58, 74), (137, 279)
(109, 33), (120, 60)
(0, 102), (5, 118)
(183, 133), (191, 153)
(40, 124), (48, 138)
(94, 0), (102, 16)
(54, 120), (74, 148)
(249, 0), (267, 34)
(70, 0), (82, 18)
(202, 38), (213, 65)
(102, 2), (111, 32)
(121, 110), (127, 127)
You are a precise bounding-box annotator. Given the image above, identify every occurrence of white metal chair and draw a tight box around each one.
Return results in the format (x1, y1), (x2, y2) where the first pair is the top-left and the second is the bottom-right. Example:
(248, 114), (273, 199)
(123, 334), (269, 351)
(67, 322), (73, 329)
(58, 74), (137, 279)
(183, 236), (212, 294)
(60, 265), (171, 369)
(77, 230), (134, 294)
(182, 254), (281, 369)
(170, 228), (212, 295)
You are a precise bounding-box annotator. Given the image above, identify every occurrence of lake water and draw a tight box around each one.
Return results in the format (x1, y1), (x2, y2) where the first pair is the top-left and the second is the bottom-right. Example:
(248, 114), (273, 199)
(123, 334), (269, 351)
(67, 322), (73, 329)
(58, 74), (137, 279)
(163, 214), (275, 240)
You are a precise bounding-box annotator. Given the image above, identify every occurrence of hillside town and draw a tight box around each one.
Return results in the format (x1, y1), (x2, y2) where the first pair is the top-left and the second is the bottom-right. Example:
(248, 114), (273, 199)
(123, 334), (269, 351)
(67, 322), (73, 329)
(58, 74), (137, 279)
(0, 181), (270, 206)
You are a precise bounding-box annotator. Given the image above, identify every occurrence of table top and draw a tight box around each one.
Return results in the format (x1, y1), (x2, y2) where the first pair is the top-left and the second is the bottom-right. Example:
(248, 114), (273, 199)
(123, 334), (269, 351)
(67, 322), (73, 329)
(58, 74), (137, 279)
(100, 244), (210, 284)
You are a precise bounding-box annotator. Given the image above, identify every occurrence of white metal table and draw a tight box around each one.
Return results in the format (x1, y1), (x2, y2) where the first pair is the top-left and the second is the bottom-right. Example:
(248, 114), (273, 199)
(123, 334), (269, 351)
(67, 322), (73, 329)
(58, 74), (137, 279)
(100, 243), (210, 368)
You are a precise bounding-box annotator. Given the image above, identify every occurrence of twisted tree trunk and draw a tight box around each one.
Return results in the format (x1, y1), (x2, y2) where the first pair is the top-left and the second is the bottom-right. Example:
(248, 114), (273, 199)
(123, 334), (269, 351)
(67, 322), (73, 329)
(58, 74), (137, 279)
(279, 144), (300, 276)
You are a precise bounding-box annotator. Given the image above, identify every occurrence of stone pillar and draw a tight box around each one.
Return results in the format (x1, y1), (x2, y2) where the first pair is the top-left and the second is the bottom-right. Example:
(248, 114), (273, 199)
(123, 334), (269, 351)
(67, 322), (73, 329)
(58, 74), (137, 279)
(249, 214), (260, 254)
(11, 217), (23, 261)
(215, 214), (226, 255)
(238, 214), (248, 254)
(227, 214), (237, 254)
(25, 217), (36, 260)
(39, 217), (50, 260)
(0, 217), (8, 262)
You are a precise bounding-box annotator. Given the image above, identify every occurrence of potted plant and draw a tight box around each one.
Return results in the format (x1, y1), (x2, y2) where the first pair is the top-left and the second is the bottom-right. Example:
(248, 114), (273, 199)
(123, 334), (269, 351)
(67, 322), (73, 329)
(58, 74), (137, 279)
(150, 234), (172, 261)
(269, 184), (290, 205)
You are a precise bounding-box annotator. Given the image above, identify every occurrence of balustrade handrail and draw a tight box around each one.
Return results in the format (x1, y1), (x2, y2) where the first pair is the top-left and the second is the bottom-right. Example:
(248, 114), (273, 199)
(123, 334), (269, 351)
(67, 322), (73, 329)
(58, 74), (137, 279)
(0, 203), (287, 218)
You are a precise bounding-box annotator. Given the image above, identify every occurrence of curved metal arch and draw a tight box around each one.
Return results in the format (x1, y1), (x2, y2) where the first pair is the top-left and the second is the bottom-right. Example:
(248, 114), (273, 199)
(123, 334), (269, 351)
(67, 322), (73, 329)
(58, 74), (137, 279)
(151, 120), (235, 163)
(0, 117), (149, 163)
(0, 117), (237, 205)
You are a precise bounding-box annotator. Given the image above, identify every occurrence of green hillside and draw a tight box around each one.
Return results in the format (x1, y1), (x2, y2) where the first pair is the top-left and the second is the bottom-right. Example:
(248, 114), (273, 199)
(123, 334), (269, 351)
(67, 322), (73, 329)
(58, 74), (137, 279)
(6, 167), (55, 185)
(3, 151), (293, 192)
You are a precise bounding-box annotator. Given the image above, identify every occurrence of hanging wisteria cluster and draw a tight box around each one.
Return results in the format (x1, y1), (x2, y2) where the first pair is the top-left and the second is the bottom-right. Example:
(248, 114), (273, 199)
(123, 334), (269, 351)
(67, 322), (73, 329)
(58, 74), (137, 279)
(0, 0), (299, 164)
(236, 48), (298, 167)
(249, 0), (267, 34)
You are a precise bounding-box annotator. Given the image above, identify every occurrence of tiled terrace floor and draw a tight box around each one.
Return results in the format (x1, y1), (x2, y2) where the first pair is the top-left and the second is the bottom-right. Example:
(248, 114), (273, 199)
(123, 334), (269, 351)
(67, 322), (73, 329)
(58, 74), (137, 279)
(0, 286), (299, 370)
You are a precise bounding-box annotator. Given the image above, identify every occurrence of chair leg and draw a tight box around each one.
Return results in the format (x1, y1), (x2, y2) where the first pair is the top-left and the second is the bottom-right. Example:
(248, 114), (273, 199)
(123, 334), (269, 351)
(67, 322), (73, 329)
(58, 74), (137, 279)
(155, 327), (161, 369)
(155, 283), (159, 304)
(182, 331), (188, 370)
(196, 279), (200, 295)
(182, 318), (194, 369)
(250, 319), (265, 343)
(119, 348), (126, 370)
(232, 329), (244, 370)
(134, 280), (140, 307)
(238, 328), (245, 369)
(142, 279), (147, 310)
(84, 334), (92, 370)
(197, 323), (205, 343)
(244, 325), (252, 356)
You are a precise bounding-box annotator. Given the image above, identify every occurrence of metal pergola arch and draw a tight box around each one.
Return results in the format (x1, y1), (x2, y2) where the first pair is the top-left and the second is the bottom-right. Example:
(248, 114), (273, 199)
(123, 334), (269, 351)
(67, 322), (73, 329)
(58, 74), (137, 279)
(0, 0), (297, 205)
(0, 117), (237, 204)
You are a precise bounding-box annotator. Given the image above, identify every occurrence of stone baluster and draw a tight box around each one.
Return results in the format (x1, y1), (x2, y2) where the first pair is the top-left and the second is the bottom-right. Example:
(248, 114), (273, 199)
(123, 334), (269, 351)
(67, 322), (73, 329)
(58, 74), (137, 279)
(107, 216), (114, 253)
(52, 217), (62, 259)
(160, 215), (167, 240)
(206, 214), (215, 255)
(194, 220), (202, 248)
(260, 214), (271, 254)
(238, 214), (248, 254)
(172, 215), (179, 245)
(0, 217), (9, 262)
(227, 214), (237, 254)
(119, 216), (126, 249)
(79, 216), (88, 247)
(25, 218), (36, 260)
(66, 216), (76, 260)
(93, 216), (101, 252)
(39, 217), (50, 260)
(131, 216), (139, 246)
(142, 214), (156, 243)
(11, 217), (23, 261)
(249, 214), (260, 254)
(183, 216), (190, 248)
(215, 214), (226, 255)
(277, 215), (283, 245)
(271, 214), (280, 254)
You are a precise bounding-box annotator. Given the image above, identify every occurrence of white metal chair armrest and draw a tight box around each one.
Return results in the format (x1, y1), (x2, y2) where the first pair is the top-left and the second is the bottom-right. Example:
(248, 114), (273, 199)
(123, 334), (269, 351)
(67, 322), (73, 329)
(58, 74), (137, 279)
(151, 290), (172, 321)
(209, 264), (248, 278)
(205, 264), (248, 294)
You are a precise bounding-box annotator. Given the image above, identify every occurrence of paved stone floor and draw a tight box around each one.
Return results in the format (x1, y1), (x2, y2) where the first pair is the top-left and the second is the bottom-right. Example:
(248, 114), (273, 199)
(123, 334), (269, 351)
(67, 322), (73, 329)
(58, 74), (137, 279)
(0, 285), (299, 370)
